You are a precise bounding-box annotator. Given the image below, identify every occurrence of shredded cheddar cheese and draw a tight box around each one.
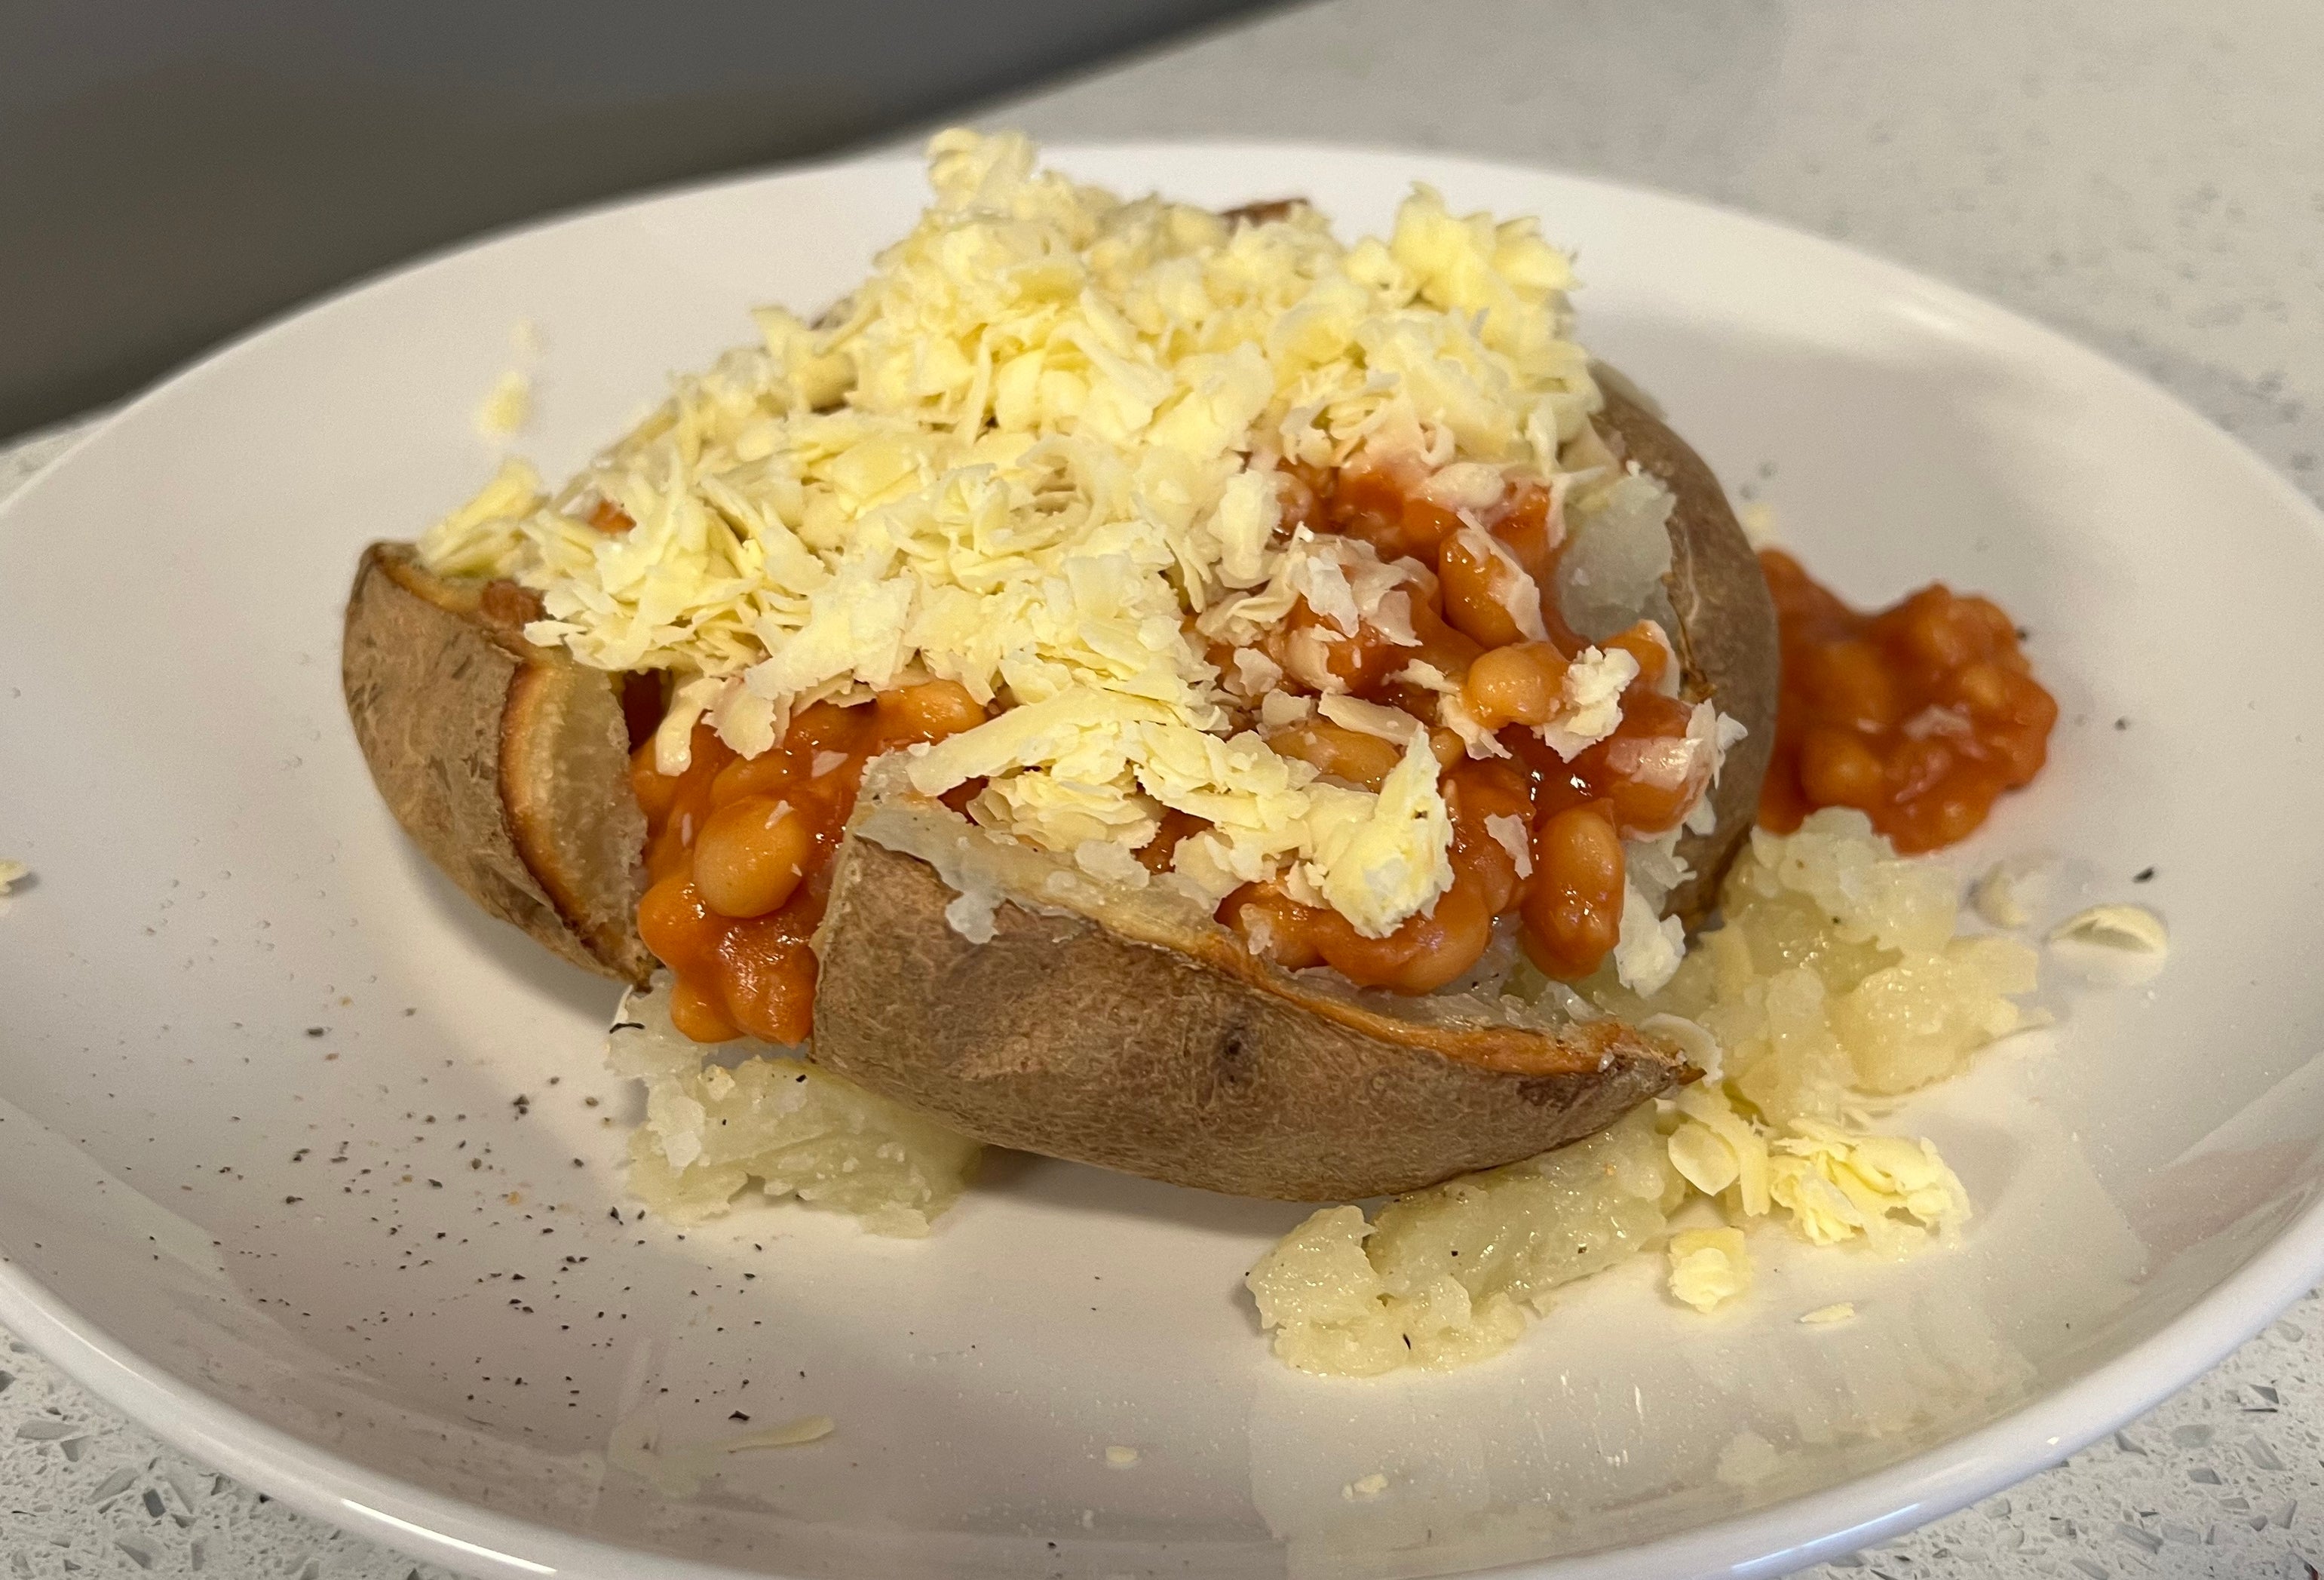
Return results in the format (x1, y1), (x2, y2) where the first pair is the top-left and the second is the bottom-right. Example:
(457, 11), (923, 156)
(418, 129), (1639, 937)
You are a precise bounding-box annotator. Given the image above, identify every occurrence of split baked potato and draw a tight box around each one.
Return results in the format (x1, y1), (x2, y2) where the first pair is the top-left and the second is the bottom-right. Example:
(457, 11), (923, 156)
(342, 388), (1777, 1200)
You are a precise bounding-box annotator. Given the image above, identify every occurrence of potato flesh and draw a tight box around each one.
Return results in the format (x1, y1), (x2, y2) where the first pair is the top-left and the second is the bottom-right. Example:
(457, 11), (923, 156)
(612, 977), (980, 1237)
(1248, 1106), (1680, 1375)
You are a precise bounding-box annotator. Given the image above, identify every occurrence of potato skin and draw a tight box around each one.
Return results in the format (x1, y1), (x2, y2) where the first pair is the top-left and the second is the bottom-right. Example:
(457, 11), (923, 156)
(1595, 382), (1781, 926)
(811, 832), (1689, 1201)
(342, 544), (652, 983)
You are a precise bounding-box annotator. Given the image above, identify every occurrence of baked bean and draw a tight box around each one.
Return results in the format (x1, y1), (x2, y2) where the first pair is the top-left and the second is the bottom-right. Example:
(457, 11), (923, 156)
(1602, 620), (1674, 692)
(636, 876), (725, 983)
(874, 679), (988, 744)
(1487, 483), (1559, 583)
(1323, 465), (1463, 563)
(1219, 885), (1326, 970)
(630, 744), (683, 825)
(1261, 597), (1406, 694)
(1439, 532), (1531, 649)
(693, 794), (819, 919)
(784, 699), (874, 756)
(1404, 591), (1485, 682)
(1511, 688), (1701, 837)
(1802, 640), (1902, 732)
(1271, 719), (1406, 788)
(714, 913), (818, 1046)
(1138, 808), (1210, 876)
(1463, 642), (1568, 729)
(1320, 875), (1492, 993)
(1221, 865), (1496, 992)
(1797, 726), (1884, 809)
(1520, 802), (1625, 980)
(1446, 758), (1535, 916)
(667, 980), (741, 1042)
(710, 747), (804, 809)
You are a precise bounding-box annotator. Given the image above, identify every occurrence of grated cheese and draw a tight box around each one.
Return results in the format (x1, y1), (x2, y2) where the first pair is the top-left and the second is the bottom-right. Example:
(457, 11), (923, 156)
(418, 130), (1642, 937)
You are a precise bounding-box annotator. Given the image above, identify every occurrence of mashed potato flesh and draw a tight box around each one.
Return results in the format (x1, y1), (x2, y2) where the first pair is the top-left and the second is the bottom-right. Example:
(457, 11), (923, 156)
(1249, 810), (2037, 1375)
(610, 979), (981, 1236)
(1249, 1108), (1679, 1376)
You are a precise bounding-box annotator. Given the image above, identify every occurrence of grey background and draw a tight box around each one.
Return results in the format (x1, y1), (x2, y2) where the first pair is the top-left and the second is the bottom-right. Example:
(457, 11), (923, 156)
(0, 0), (1273, 438)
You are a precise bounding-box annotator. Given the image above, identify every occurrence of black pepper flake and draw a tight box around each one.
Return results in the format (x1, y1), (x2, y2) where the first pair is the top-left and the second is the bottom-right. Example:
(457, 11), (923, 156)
(729, 1411), (750, 1422)
(2134, 867), (2156, 882)
(2114, 717), (2129, 731)
(609, 1207), (622, 1223)
(284, 1196), (302, 1205)
(609, 1020), (645, 1033)
(512, 1095), (532, 1116)
(427, 1180), (443, 1189)
(304, 1027), (326, 1038)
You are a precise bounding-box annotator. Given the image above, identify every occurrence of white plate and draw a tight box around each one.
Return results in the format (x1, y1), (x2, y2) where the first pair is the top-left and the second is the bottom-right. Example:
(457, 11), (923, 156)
(3, 142), (2322, 1580)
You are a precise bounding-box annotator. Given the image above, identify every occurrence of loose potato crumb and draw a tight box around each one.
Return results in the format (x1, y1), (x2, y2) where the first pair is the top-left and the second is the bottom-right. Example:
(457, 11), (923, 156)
(1252, 810), (2039, 1376)
(1633, 809), (2037, 1121)
(610, 978), (980, 1235)
(1246, 1107), (1678, 1376)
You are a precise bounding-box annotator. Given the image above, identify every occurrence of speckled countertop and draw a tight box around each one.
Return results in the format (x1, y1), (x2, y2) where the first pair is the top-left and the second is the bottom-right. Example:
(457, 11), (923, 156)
(5, 1), (2323, 1574)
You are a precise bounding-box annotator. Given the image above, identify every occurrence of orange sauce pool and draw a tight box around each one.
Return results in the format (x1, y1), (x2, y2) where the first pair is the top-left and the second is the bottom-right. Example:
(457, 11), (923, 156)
(1757, 548), (2057, 853)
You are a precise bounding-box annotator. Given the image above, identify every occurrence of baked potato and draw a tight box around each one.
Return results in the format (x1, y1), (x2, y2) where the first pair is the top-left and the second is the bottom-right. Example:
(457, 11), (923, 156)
(342, 389), (1774, 1199)
(342, 146), (1786, 1201)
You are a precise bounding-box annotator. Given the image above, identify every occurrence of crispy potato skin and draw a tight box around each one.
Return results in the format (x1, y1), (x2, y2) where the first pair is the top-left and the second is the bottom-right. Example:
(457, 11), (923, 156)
(811, 833), (1689, 1201)
(342, 544), (652, 984)
(1596, 382), (1781, 926)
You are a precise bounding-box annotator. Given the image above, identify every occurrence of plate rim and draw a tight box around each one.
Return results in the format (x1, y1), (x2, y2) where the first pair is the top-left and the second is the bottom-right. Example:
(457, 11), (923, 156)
(4, 135), (2322, 1580)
